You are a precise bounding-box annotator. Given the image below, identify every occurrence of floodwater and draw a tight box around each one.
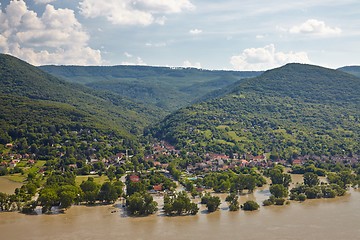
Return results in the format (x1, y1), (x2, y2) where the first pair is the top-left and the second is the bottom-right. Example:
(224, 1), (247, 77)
(0, 176), (22, 194)
(1, 185), (359, 240)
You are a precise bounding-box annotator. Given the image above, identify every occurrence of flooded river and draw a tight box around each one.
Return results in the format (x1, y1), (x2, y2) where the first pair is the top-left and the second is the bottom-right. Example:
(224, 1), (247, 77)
(1, 186), (359, 240)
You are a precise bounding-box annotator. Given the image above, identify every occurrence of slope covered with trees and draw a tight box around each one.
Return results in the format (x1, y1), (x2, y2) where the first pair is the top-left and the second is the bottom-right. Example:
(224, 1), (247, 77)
(0, 54), (162, 156)
(149, 64), (360, 159)
(40, 65), (261, 113)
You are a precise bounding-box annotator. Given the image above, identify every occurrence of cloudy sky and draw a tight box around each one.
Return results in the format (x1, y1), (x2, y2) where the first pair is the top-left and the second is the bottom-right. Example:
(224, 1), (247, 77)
(0, 0), (359, 70)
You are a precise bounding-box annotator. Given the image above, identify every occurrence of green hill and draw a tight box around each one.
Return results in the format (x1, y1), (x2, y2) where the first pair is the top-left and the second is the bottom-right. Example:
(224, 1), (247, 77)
(39, 65), (261, 113)
(0, 54), (162, 157)
(338, 66), (360, 78)
(149, 63), (360, 159)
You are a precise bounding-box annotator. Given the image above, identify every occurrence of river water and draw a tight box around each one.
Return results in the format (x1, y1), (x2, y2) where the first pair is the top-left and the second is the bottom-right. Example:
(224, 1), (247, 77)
(1, 183), (359, 240)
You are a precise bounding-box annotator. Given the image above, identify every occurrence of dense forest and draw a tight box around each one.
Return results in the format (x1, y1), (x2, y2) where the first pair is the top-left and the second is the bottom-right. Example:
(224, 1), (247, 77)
(149, 63), (360, 159)
(40, 65), (261, 114)
(0, 54), (162, 159)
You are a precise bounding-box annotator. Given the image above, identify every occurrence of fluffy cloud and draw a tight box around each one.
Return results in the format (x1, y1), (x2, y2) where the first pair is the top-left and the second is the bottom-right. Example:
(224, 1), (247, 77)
(189, 29), (202, 35)
(0, 0), (101, 65)
(121, 56), (147, 66)
(183, 60), (201, 69)
(79, 0), (195, 26)
(289, 19), (342, 36)
(34, 0), (56, 4)
(230, 44), (311, 71)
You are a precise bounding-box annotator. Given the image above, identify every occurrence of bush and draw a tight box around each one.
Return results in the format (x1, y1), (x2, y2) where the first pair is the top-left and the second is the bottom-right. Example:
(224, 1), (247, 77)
(262, 199), (273, 206)
(298, 194), (306, 201)
(274, 198), (285, 205)
(242, 200), (259, 211)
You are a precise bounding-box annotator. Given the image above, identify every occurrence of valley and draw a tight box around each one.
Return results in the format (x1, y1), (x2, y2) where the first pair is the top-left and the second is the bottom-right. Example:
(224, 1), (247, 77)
(0, 54), (359, 227)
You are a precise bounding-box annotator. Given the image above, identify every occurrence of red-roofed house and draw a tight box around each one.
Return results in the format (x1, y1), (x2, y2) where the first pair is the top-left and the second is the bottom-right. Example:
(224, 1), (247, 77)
(292, 159), (302, 165)
(153, 184), (163, 191)
(129, 175), (140, 182)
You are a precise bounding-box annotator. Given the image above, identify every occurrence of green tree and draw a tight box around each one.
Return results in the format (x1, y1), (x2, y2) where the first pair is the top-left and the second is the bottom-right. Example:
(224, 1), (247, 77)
(163, 191), (199, 216)
(242, 200), (259, 211)
(98, 182), (118, 203)
(38, 188), (58, 213)
(80, 178), (100, 204)
(206, 195), (221, 213)
(226, 193), (240, 211)
(303, 172), (319, 187)
(269, 184), (288, 198)
(126, 192), (158, 216)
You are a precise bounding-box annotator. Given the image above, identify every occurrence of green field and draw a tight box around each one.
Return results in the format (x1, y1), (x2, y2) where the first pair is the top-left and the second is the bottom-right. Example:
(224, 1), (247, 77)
(75, 175), (109, 186)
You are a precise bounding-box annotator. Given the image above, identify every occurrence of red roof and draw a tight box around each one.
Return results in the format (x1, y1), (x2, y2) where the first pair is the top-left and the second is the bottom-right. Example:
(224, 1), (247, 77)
(153, 184), (163, 191)
(292, 159), (302, 165)
(129, 175), (140, 182)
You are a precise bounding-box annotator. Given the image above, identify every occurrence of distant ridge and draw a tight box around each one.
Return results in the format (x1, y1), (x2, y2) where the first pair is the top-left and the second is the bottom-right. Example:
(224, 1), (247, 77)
(338, 65), (360, 78)
(40, 65), (262, 113)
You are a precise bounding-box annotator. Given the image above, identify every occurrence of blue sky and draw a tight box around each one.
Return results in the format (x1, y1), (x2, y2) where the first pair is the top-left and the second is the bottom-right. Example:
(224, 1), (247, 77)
(0, 0), (359, 70)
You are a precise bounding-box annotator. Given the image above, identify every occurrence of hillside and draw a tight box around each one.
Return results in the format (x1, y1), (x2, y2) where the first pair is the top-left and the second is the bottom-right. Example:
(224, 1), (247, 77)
(338, 66), (360, 78)
(39, 65), (261, 113)
(149, 63), (360, 159)
(0, 54), (162, 156)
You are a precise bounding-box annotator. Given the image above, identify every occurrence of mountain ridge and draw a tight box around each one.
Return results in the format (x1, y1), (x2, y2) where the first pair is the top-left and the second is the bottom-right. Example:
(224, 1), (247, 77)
(149, 63), (360, 159)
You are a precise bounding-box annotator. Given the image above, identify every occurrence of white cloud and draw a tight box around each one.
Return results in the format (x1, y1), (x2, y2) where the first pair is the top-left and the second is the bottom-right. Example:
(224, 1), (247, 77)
(289, 19), (342, 36)
(230, 44), (311, 71)
(0, 0), (101, 65)
(34, 0), (56, 4)
(121, 56), (147, 66)
(189, 29), (202, 35)
(183, 60), (201, 69)
(145, 42), (167, 47)
(256, 34), (264, 39)
(124, 52), (132, 58)
(79, 0), (195, 26)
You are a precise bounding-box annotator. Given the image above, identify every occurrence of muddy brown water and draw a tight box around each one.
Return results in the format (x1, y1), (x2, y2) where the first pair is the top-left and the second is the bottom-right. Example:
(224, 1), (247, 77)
(1, 186), (360, 239)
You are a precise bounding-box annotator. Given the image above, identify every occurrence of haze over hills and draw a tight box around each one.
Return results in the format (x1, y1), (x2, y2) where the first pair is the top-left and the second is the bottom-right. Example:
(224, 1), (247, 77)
(338, 66), (360, 78)
(39, 65), (261, 113)
(149, 63), (360, 159)
(0, 54), (163, 150)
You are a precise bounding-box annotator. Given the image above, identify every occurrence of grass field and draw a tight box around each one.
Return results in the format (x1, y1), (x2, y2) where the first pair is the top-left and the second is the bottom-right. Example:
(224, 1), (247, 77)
(75, 175), (109, 186)
(4, 173), (26, 183)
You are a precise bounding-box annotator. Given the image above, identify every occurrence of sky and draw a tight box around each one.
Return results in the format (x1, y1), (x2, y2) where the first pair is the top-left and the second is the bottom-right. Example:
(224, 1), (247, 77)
(0, 0), (359, 70)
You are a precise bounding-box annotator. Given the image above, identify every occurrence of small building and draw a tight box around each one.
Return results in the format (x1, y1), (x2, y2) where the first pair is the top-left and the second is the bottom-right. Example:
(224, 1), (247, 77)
(153, 184), (163, 191)
(129, 174), (140, 183)
(292, 159), (302, 165)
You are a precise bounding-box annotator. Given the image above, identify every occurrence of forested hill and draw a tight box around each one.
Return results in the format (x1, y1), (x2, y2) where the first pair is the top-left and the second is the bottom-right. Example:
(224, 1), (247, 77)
(149, 63), (360, 159)
(338, 66), (360, 78)
(39, 65), (261, 113)
(0, 54), (162, 153)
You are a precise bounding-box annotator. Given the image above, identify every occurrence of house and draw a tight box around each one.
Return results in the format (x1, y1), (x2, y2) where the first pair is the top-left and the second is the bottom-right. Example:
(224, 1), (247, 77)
(27, 160), (36, 165)
(292, 159), (302, 165)
(5, 143), (13, 148)
(9, 160), (20, 168)
(129, 174), (140, 182)
(153, 184), (163, 191)
(240, 159), (249, 167)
